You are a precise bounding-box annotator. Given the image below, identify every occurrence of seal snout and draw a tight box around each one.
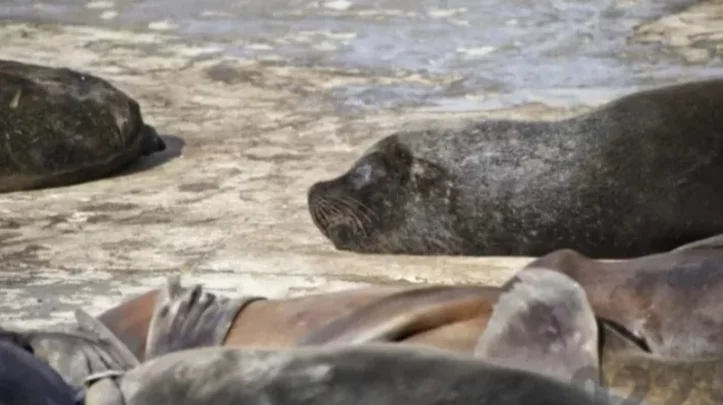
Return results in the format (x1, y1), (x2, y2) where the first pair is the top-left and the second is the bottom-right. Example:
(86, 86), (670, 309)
(307, 180), (336, 238)
(140, 124), (167, 155)
(307, 178), (377, 249)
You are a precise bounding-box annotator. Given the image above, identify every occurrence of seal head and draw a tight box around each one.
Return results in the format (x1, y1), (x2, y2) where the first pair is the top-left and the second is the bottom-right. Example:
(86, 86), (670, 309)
(308, 136), (462, 254)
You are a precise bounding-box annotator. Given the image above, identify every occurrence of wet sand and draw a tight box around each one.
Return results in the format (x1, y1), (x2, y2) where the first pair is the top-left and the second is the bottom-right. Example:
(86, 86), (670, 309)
(1, 0), (723, 328)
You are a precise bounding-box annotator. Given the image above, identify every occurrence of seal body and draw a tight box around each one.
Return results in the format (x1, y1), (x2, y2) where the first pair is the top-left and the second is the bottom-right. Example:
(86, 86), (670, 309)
(308, 79), (723, 257)
(83, 345), (627, 405)
(0, 59), (166, 192)
(96, 283), (408, 360)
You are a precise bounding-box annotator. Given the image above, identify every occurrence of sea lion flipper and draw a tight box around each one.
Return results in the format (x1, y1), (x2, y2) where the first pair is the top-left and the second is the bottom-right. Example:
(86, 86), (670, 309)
(74, 309), (140, 368)
(298, 286), (490, 346)
(144, 276), (264, 359)
(474, 268), (600, 385)
(671, 233), (723, 252)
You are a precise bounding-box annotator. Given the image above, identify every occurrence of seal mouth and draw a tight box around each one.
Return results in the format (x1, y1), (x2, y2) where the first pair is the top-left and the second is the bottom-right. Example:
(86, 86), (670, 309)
(307, 181), (379, 246)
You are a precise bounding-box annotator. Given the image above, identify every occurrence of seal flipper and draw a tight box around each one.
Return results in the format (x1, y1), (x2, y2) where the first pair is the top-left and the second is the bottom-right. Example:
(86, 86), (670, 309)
(671, 233), (723, 252)
(74, 308), (140, 369)
(144, 276), (265, 359)
(474, 268), (600, 385)
(298, 286), (495, 346)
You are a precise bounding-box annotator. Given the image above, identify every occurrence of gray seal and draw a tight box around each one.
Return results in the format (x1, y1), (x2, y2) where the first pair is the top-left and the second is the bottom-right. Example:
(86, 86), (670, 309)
(0, 59), (166, 193)
(308, 78), (723, 257)
(83, 344), (633, 405)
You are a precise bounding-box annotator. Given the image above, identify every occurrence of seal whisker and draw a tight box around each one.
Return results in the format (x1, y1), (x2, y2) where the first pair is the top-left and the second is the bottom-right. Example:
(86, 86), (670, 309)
(336, 197), (380, 223)
(331, 198), (376, 236)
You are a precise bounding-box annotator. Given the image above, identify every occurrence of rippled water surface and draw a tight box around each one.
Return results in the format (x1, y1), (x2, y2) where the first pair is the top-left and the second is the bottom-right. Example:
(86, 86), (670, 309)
(2, 0), (722, 111)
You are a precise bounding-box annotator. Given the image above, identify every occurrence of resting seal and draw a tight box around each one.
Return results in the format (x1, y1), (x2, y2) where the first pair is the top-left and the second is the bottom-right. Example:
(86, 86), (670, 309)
(83, 342), (633, 405)
(308, 78), (723, 257)
(0, 59), (166, 192)
(525, 243), (723, 359)
(96, 278), (495, 360)
(94, 248), (723, 361)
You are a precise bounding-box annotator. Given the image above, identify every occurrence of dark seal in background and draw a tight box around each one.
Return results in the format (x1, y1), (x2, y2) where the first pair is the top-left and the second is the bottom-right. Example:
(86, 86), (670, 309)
(0, 59), (167, 193)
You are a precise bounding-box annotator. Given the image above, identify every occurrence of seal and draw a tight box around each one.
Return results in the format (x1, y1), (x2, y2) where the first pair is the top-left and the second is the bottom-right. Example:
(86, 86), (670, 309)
(297, 284), (500, 351)
(0, 59), (167, 193)
(308, 78), (723, 257)
(0, 330), (79, 405)
(83, 345), (632, 405)
(525, 244), (723, 359)
(95, 277), (506, 359)
(483, 266), (723, 405)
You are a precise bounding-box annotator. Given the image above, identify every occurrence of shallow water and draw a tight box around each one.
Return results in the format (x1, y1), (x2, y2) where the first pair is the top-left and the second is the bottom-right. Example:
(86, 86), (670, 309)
(2, 0), (721, 111)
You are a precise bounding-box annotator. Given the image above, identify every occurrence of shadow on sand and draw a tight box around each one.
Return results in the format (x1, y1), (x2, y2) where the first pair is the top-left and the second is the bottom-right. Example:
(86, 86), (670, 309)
(116, 134), (186, 177)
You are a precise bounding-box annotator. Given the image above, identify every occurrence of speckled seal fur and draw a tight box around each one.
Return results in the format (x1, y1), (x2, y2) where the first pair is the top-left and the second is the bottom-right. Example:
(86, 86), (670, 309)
(83, 343), (635, 405)
(0, 59), (166, 192)
(309, 78), (723, 258)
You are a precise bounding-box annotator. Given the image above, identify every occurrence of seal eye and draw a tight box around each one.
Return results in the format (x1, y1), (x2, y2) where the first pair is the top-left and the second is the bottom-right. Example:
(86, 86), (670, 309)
(350, 158), (388, 190)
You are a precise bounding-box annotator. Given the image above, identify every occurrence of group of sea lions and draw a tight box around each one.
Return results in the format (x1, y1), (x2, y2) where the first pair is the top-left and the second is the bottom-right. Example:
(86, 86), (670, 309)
(4, 59), (723, 404)
(4, 239), (723, 404)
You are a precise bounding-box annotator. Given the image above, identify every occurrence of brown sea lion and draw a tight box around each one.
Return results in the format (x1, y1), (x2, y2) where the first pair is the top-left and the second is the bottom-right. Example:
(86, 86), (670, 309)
(0, 59), (167, 193)
(96, 278), (500, 361)
(525, 247), (723, 359)
(82, 288), (636, 405)
(97, 242), (723, 362)
(308, 78), (723, 258)
(19, 269), (723, 405)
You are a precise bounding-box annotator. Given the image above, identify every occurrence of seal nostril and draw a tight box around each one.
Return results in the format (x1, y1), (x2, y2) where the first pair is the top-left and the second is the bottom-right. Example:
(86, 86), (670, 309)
(331, 225), (355, 248)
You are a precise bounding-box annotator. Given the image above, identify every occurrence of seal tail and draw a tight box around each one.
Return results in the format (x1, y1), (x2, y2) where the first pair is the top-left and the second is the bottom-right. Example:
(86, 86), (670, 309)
(474, 267), (600, 385)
